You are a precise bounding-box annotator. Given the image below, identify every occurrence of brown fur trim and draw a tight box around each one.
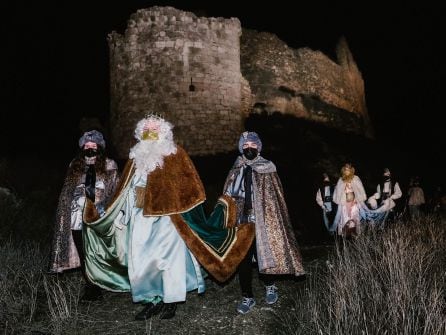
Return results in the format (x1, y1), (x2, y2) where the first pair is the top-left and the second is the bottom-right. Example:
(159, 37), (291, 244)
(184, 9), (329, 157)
(83, 198), (100, 223)
(218, 195), (237, 228)
(104, 146), (205, 216)
(134, 186), (145, 208)
(171, 214), (255, 282)
(143, 146), (206, 216)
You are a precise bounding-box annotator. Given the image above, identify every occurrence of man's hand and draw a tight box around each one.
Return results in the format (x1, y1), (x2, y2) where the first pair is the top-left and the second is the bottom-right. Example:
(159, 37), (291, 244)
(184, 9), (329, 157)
(85, 185), (95, 203)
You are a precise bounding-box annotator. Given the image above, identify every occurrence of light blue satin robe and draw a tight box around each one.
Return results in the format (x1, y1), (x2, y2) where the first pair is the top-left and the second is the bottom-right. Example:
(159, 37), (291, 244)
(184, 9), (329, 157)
(124, 175), (205, 303)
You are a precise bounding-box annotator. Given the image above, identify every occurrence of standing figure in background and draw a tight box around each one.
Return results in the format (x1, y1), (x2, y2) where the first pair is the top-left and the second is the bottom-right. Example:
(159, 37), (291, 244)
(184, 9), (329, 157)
(332, 163), (368, 237)
(316, 173), (337, 235)
(408, 176), (425, 219)
(367, 168), (402, 227)
(223, 131), (305, 315)
(49, 130), (119, 300)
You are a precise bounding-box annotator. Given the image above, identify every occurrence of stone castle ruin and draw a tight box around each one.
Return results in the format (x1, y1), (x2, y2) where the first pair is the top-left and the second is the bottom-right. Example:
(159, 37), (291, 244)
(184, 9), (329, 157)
(108, 6), (372, 157)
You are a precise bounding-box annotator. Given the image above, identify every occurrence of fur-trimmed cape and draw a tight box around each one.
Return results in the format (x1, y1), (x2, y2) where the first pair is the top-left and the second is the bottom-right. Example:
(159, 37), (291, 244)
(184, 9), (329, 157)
(84, 146), (254, 284)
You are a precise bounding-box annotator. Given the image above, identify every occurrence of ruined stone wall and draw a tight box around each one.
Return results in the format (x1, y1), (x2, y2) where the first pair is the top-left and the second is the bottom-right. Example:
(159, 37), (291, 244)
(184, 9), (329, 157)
(109, 6), (244, 157)
(241, 29), (373, 137)
(109, 7), (373, 157)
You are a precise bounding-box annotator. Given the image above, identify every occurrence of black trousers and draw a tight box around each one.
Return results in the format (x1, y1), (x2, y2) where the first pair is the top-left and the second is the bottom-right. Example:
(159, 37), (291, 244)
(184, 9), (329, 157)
(71, 230), (98, 289)
(238, 239), (275, 298)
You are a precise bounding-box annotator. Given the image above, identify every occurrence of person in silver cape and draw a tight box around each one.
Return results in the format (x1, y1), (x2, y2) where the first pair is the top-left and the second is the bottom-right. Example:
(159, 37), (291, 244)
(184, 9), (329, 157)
(223, 131), (305, 314)
(48, 130), (119, 300)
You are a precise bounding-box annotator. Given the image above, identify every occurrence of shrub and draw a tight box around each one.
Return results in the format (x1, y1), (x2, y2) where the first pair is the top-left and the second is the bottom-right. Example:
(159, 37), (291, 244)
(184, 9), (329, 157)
(279, 217), (446, 335)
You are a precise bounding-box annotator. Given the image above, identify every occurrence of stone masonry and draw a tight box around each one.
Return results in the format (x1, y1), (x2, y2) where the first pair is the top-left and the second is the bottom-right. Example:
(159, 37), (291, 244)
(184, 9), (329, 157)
(108, 6), (243, 157)
(241, 30), (373, 138)
(109, 6), (373, 157)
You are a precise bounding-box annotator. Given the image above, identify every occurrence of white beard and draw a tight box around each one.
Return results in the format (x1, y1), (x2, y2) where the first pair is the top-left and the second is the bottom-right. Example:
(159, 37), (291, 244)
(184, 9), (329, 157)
(129, 139), (177, 177)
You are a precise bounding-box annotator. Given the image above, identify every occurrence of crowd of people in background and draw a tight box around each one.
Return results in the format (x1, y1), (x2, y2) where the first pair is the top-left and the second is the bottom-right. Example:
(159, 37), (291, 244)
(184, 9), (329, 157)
(316, 165), (446, 238)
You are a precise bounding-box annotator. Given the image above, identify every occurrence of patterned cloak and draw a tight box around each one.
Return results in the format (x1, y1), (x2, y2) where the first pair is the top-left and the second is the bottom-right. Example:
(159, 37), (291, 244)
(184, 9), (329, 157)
(48, 158), (119, 273)
(223, 156), (305, 276)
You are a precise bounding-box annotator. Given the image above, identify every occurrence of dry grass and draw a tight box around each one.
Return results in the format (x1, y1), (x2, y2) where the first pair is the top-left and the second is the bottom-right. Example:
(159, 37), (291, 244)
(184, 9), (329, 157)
(1, 240), (42, 333)
(278, 216), (446, 335)
(0, 239), (99, 334)
(2, 178), (444, 334)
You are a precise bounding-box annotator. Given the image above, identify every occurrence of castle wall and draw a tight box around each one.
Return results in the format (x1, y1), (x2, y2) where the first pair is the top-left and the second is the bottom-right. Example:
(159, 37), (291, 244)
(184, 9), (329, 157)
(240, 30), (373, 137)
(109, 6), (244, 157)
(109, 7), (373, 158)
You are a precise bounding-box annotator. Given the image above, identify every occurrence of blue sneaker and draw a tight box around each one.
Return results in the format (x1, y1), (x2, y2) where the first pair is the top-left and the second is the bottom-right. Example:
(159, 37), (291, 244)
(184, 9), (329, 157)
(265, 285), (278, 305)
(236, 297), (256, 314)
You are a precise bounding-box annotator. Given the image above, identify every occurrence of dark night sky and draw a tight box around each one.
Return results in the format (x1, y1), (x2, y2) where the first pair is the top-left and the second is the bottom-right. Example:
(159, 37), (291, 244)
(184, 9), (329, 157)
(2, 1), (445, 181)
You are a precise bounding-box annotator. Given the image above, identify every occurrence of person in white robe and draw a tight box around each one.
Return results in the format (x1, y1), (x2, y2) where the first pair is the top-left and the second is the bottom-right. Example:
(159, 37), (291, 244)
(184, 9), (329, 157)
(367, 168), (402, 226)
(332, 163), (368, 237)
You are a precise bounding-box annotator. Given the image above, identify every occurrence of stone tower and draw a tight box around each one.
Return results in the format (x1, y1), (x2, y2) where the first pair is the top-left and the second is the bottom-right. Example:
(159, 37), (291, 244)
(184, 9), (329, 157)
(108, 6), (244, 157)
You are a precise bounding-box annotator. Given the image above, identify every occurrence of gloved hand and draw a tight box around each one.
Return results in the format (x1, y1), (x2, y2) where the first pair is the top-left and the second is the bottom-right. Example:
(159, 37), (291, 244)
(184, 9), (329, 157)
(85, 185), (95, 202)
(85, 164), (96, 202)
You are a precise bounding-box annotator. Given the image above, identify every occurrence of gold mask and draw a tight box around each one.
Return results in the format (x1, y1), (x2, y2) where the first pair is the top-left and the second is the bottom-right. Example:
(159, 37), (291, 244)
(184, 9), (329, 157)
(142, 130), (159, 141)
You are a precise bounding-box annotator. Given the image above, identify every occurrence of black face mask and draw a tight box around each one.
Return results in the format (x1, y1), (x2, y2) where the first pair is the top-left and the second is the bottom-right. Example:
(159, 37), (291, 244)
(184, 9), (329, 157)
(323, 180), (330, 186)
(84, 148), (98, 158)
(383, 176), (391, 182)
(243, 148), (258, 160)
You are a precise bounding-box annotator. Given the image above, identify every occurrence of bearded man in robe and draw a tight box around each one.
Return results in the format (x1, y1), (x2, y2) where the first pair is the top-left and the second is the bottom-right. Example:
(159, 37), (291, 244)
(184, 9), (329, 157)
(82, 115), (254, 320)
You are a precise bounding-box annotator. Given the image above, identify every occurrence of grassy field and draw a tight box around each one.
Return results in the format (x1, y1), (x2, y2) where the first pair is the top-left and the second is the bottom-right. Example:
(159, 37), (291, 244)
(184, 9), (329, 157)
(1, 129), (445, 334)
(2, 214), (445, 334)
(278, 216), (446, 335)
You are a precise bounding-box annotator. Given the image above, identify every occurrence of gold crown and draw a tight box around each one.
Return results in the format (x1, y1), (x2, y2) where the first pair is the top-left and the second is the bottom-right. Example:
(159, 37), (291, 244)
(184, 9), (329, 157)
(144, 112), (165, 121)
